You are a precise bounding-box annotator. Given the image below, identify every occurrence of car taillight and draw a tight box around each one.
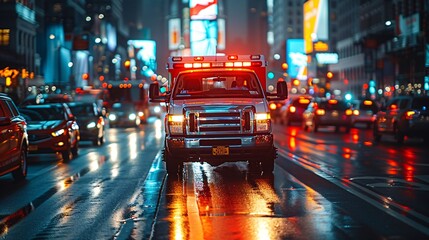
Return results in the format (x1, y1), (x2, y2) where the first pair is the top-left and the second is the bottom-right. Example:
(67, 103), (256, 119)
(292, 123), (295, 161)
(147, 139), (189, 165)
(269, 103), (277, 110)
(353, 109), (359, 115)
(405, 110), (416, 120)
(345, 109), (353, 116)
(289, 106), (296, 113)
(316, 109), (325, 115)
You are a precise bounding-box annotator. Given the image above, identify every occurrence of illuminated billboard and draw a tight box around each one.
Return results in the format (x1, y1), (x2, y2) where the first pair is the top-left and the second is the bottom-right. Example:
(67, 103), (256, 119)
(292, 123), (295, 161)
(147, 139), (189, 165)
(190, 20), (217, 56)
(303, 0), (329, 54)
(190, 0), (218, 20)
(168, 18), (181, 50)
(127, 40), (157, 78)
(287, 39), (307, 80)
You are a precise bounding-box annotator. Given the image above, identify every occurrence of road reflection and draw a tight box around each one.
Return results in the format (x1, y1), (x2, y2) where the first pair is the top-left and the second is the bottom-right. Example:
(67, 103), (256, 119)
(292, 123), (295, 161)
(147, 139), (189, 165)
(160, 162), (357, 239)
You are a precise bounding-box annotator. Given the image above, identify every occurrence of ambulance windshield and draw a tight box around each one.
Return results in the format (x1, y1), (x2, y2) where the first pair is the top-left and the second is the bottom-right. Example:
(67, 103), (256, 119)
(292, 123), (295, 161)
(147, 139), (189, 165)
(173, 71), (264, 99)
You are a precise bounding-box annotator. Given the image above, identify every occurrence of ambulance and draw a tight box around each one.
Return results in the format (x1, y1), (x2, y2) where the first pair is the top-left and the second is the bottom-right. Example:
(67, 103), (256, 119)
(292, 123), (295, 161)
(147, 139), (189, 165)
(149, 54), (288, 174)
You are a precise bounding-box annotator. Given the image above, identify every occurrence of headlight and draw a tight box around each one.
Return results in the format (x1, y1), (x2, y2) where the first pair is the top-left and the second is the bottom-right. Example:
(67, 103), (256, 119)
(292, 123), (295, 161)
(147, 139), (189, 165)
(87, 122), (96, 129)
(129, 113), (137, 120)
(51, 129), (65, 137)
(168, 114), (184, 134)
(109, 114), (117, 121)
(138, 111), (144, 117)
(154, 106), (161, 113)
(255, 113), (271, 132)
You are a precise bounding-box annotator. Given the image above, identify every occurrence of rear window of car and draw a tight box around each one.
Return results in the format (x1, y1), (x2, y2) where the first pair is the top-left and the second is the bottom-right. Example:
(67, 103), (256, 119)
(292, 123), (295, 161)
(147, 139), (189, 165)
(411, 97), (429, 110)
(292, 98), (311, 108)
(319, 100), (349, 110)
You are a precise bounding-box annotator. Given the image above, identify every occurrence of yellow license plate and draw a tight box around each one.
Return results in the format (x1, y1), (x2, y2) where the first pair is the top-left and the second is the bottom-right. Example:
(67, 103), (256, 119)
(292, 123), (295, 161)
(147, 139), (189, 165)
(212, 146), (229, 156)
(28, 145), (38, 151)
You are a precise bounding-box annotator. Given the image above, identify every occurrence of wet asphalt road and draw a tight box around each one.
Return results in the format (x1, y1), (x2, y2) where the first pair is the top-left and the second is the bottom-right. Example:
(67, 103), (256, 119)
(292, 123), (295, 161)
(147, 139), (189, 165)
(1, 120), (429, 239)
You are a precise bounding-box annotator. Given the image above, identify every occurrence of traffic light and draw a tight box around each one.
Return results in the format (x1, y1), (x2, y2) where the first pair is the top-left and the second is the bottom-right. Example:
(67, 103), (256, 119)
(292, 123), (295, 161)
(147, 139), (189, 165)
(267, 71), (275, 79)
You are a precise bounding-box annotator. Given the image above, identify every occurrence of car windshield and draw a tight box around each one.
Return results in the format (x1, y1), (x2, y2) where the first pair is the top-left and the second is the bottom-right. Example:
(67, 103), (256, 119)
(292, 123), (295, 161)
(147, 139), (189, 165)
(19, 105), (65, 121)
(69, 104), (96, 116)
(172, 72), (263, 99)
(111, 103), (135, 112)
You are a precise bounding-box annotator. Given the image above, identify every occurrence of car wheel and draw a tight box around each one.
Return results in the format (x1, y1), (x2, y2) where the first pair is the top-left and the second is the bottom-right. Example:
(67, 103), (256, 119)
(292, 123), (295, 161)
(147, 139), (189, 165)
(395, 125), (405, 144)
(313, 120), (318, 132)
(261, 158), (274, 173)
(302, 120), (308, 131)
(373, 123), (382, 142)
(71, 142), (79, 157)
(62, 148), (72, 161)
(93, 138), (100, 146)
(248, 161), (261, 173)
(164, 150), (182, 175)
(12, 148), (27, 181)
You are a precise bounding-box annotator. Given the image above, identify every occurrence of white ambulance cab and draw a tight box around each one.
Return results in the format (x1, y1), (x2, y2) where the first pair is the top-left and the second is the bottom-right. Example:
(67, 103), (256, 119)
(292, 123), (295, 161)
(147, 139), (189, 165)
(149, 55), (288, 174)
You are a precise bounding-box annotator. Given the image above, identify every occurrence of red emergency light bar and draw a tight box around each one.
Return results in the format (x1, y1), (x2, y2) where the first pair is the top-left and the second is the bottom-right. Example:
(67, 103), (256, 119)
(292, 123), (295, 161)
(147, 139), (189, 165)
(168, 55), (265, 70)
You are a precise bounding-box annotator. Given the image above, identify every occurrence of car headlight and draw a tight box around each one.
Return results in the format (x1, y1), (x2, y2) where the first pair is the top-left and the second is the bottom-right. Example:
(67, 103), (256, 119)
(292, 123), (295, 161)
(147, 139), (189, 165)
(154, 106), (161, 113)
(129, 113), (137, 120)
(109, 114), (117, 121)
(138, 111), (144, 117)
(168, 114), (184, 134)
(255, 113), (271, 132)
(87, 122), (96, 129)
(51, 129), (65, 137)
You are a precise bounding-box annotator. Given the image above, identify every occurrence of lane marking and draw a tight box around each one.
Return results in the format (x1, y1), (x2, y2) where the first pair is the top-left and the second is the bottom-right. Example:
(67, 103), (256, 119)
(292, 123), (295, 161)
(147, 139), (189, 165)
(277, 148), (429, 236)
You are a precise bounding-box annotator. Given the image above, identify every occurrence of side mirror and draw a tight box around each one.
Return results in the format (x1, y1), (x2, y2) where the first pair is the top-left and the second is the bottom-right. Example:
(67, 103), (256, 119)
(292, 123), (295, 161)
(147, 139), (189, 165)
(149, 82), (167, 102)
(149, 82), (160, 99)
(276, 81), (288, 99)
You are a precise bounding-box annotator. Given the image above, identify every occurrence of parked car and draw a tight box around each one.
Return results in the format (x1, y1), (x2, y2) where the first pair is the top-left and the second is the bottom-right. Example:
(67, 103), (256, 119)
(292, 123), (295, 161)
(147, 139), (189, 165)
(68, 101), (105, 146)
(351, 99), (379, 129)
(279, 95), (312, 125)
(20, 93), (73, 106)
(19, 103), (80, 161)
(0, 94), (28, 180)
(373, 95), (429, 143)
(302, 98), (353, 132)
(108, 102), (141, 128)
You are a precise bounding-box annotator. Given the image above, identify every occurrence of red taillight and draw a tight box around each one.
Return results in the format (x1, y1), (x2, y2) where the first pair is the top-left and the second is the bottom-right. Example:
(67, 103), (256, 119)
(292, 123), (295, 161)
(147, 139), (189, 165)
(345, 109), (353, 116)
(316, 109), (325, 115)
(405, 111), (416, 119)
(289, 106), (296, 113)
(269, 103), (277, 110)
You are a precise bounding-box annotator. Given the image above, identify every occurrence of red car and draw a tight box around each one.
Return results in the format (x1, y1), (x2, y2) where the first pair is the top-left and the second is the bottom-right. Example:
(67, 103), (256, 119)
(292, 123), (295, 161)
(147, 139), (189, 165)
(0, 94), (28, 180)
(19, 103), (80, 161)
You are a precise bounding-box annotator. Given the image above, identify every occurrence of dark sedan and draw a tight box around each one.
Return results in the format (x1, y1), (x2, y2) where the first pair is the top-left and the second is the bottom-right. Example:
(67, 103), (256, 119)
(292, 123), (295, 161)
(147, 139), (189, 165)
(68, 101), (105, 146)
(302, 98), (353, 133)
(374, 95), (429, 143)
(108, 102), (141, 128)
(19, 103), (80, 161)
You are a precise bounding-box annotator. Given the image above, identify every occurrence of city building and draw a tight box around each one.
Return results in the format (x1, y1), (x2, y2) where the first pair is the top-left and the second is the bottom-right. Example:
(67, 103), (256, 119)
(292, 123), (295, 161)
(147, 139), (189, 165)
(0, 0), (37, 102)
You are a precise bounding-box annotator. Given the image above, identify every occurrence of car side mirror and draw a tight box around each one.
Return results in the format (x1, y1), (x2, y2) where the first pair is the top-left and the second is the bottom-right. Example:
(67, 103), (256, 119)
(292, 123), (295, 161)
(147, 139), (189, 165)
(276, 80), (288, 99)
(149, 82), (167, 102)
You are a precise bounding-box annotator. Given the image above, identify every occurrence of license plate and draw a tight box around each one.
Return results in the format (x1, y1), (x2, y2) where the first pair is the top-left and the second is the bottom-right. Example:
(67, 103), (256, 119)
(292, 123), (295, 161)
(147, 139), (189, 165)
(212, 146), (229, 156)
(28, 145), (38, 151)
